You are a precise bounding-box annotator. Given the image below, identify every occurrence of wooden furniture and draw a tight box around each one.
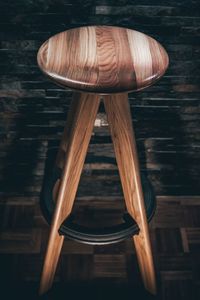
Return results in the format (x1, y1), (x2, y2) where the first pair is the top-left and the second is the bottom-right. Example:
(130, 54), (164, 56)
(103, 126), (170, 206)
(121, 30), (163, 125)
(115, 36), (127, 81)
(37, 25), (169, 295)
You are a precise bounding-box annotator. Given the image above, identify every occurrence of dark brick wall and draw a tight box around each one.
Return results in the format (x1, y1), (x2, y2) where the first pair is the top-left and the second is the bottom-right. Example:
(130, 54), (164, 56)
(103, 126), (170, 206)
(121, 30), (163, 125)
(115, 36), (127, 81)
(0, 0), (200, 197)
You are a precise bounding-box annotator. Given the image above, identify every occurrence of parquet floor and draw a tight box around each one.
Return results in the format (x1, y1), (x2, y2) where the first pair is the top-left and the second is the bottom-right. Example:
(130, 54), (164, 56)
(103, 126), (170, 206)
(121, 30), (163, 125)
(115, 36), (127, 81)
(0, 194), (200, 299)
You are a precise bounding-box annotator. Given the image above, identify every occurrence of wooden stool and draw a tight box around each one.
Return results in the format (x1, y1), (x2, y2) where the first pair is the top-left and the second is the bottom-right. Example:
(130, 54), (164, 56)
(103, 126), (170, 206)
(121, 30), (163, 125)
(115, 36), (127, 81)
(37, 25), (169, 295)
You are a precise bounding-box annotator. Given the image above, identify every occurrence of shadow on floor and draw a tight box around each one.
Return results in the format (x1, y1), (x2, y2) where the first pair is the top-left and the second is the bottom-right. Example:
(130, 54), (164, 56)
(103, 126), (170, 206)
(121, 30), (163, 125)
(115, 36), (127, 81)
(2, 281), (158, 300)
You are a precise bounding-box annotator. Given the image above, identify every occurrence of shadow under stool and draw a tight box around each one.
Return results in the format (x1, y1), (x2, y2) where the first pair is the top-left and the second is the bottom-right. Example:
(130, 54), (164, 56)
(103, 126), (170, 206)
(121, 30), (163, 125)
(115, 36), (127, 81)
(37, 25), (169, 296)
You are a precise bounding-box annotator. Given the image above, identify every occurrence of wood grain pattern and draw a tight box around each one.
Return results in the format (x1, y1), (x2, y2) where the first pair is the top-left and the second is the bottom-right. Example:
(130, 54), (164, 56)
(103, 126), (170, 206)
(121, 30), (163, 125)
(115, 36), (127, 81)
(104, 93), (156, 294)
(37, 26), (169, 94)
(37, 24), (168, 295)
(39, 92), (100, 294)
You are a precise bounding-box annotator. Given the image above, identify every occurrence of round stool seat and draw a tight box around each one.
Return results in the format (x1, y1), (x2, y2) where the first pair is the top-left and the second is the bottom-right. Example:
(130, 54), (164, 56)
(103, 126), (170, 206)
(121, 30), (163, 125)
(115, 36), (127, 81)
(37, 26), (169, 94)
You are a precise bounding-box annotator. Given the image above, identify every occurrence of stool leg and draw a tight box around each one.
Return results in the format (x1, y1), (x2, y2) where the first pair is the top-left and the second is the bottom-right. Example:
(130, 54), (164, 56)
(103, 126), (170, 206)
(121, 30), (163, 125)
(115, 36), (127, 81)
(103, 93), (156, 294)
(39, 92), (100, 295)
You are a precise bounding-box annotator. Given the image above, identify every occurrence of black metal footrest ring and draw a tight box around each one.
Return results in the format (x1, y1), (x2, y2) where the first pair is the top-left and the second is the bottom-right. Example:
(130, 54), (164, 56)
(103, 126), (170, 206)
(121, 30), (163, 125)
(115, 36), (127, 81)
(40, 166), (156, 245)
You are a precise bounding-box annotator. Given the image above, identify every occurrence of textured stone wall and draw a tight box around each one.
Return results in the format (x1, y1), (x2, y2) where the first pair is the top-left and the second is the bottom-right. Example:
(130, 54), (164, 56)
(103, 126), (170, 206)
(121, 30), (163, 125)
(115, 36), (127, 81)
(0, 0), (200, 197)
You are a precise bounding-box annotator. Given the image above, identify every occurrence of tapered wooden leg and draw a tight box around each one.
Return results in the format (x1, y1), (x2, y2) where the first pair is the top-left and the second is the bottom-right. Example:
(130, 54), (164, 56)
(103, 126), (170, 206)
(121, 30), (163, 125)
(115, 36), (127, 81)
(103, 93), (156, 294)
(39, 92), (100, 295)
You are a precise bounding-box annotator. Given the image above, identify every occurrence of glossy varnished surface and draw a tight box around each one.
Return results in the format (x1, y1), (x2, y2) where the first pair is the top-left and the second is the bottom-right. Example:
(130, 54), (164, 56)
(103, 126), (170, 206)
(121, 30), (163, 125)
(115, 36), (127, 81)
(37, 26), (169, 93)
(39, 93), (100, 294)
(104, 94), (156, 293)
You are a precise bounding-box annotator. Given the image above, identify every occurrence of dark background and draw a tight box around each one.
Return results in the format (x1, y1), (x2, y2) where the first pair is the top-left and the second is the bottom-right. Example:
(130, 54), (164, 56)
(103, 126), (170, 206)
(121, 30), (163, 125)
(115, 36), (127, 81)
(0, 1), (200, 299)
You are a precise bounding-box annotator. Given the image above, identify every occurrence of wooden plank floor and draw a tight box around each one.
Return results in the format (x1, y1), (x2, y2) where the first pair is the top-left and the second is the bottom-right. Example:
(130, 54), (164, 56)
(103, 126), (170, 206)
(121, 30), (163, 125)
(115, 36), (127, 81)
(0, 195), (200, 299)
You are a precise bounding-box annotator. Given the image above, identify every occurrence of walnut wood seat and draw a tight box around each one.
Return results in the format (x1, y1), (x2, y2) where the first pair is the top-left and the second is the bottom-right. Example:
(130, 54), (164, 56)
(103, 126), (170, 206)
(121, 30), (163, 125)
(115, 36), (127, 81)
(37, 26), (169, 296)
(37, 26), (168, 94)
